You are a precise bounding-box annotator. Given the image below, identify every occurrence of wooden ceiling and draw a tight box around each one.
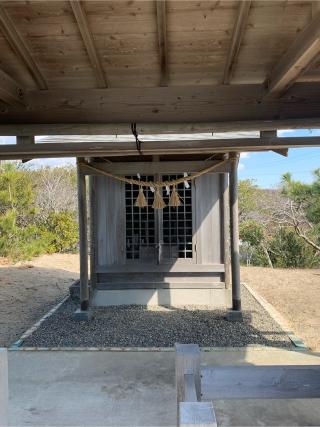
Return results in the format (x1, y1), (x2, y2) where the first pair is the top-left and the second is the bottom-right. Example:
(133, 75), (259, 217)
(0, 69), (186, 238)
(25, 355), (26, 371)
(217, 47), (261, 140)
(1, 0), (320, 133)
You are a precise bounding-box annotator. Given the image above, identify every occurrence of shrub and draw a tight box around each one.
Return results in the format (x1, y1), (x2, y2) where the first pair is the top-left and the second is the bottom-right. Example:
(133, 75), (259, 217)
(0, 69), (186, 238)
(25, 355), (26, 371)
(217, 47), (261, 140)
(44, 211), (79, 253)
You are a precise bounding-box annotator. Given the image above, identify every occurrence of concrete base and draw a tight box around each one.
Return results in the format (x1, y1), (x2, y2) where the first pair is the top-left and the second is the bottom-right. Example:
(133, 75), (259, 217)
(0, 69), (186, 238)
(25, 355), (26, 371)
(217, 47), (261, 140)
(73, 308), (93, 321)
(226, 309), (243, 322)
(8, 348), (320, 426)
(92, 288), (230, 307)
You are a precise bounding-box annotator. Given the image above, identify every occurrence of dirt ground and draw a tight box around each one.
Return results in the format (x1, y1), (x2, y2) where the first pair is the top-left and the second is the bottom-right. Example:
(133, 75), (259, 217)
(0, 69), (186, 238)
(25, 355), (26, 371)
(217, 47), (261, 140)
(241, 267), (320, 351)
(0, 254), (319, 350)
(0, 254), (79, 347)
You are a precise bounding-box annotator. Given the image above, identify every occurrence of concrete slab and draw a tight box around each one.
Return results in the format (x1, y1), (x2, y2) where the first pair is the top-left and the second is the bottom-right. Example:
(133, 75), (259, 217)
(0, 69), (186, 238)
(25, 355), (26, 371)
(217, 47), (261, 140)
(8, 348), (320, 426)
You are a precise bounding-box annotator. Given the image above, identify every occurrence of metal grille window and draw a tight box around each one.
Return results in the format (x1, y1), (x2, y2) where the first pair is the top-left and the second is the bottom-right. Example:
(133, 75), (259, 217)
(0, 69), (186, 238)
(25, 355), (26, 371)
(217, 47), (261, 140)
(125, 176), (155, 259)
(162, 175), (193, 259)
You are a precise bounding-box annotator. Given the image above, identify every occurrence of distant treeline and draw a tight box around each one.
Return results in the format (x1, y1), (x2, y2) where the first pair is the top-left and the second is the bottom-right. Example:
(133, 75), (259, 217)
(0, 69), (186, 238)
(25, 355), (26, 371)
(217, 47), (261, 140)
(0, 162), (78, 260)
(239, 171), (320, 268)
(0, 162), (319, 267)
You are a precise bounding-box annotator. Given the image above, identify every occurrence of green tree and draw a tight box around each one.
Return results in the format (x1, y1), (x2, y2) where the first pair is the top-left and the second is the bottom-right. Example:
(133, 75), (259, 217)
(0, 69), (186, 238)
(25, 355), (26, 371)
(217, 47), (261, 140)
(278, 170), (320, 253)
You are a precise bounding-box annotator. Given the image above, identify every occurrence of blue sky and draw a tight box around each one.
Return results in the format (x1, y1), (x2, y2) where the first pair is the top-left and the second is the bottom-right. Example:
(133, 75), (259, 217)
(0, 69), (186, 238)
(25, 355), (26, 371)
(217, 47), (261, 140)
(239, 129), (320, 188)
(0, 129), (319, 189)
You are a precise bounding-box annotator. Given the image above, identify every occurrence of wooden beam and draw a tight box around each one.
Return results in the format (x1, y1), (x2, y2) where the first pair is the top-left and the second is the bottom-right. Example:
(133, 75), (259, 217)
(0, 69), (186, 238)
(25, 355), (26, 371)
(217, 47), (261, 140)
(223, 1), (251, 84)
(229, 152), (241, 313)
(17, 135), (35, 163)
(179, 402), (217, 427)
(156, 0), (168, 86)
(260, 130), (289, 156)
(82, 160), (230, 175)
(2, 83), (320, 125)
(2, 117), (320, 136)
(201, 365), (320, 400)
(0, 68), (24, 105)
(0, 349), (8, 427)
(266, 11), (320, 97)
(0, 136), (319, 160)
(70, 1), (108, 88)
(0, 5), (47, 90)
(77, 158), (90, 311)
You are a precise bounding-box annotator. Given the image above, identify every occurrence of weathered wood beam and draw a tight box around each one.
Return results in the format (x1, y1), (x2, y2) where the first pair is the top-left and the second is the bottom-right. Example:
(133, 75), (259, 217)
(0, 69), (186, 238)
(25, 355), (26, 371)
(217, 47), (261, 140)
(81, 160), (231, 175)
(156, 0), (168, 86)
(201, 365), (320, 400)
(266, 11), (320, 97)
(76, 158), (90, 312)
(223, 1), (251, 84)
(70, 1), (107, 88)
(0, 68), (24, 105)
(260, 130), (289, 156)
(0, 136), (319, 160)
(2, 117), (320, 136)
(2, 83), (320, 125)
(0, 349), (8, 427)
(229, 152), (241, 314)
(0, 5), (47, 90)
(17, 135), (35, 163)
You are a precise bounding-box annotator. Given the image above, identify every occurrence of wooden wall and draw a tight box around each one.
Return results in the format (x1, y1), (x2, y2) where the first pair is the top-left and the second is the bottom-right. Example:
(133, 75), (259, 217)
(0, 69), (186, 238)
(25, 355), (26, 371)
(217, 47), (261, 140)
(93, 170), (224, 283)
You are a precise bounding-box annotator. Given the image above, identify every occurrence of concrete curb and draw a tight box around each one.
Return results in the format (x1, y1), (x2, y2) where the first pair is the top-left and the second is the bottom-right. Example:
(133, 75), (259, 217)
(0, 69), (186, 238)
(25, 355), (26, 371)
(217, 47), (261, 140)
(10, 295), (70, 349)
(8, 345), (301, 352)
(243, 283), (308, 350)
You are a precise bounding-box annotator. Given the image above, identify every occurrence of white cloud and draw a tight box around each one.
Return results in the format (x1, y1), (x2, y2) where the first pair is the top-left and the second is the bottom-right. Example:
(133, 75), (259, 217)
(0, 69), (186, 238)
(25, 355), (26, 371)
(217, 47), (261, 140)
(240, 152), (250, 159)
(238, 162), (245, 170)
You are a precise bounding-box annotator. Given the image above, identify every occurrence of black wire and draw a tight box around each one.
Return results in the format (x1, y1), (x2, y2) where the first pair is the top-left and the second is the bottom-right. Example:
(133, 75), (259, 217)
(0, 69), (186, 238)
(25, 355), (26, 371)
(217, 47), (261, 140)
(131, 123), (143, 155)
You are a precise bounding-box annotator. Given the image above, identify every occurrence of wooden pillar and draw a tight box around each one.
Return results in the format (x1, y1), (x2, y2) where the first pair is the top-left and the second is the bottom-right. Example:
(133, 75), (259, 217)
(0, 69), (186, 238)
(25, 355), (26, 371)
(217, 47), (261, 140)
(229, 152), (241, 312)
(89, 173), (97, 289)
(221, 155), (231, 289)
(0, 349), (8, 427)
(77, 158), (89, 311)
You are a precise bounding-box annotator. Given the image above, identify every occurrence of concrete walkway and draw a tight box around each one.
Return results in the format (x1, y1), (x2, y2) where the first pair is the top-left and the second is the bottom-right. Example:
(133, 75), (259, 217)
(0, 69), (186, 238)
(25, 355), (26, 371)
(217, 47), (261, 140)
(8, 348), (320, 426)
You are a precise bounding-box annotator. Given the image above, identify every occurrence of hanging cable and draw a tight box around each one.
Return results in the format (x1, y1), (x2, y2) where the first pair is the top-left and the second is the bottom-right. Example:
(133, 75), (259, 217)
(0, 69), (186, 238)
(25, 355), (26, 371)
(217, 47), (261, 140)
(131, 123), (143, 155)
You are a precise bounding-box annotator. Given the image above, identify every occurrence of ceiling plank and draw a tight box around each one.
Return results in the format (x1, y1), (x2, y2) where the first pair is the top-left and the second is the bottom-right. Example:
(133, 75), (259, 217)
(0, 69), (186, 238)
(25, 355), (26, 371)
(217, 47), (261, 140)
(0, 68), (24, 105)
(70, 1), (108, 88)
(266, 11), (320, 97)
(0, 5), (47, 90)
(0, 136), (319, 160)
(222, 1), (251, 84)
(156, 0), (168, 86)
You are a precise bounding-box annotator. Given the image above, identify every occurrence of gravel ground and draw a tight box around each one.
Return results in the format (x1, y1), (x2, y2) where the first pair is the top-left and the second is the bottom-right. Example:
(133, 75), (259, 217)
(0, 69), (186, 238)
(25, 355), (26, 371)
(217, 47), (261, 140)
(21, 286), (291, 348)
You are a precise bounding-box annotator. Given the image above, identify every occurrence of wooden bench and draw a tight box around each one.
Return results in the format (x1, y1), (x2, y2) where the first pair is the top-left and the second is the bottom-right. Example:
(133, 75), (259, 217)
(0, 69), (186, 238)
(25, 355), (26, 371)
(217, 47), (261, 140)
(0, 348), (8, 427)
(175, 344), (320, 427)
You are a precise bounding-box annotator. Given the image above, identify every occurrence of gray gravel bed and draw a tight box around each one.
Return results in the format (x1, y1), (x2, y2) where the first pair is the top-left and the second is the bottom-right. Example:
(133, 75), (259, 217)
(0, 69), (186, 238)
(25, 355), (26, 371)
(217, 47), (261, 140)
(21, 286), (292, 348)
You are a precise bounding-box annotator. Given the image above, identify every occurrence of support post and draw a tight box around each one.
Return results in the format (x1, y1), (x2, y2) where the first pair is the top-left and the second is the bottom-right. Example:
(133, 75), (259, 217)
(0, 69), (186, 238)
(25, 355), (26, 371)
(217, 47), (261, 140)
(0, 349), (8, 427)
(74, 158), (92, 320)
(227, 152), (242, 321)
(221, 155), (231, 289)
(89, 172), (97, 290)
(175, 343), (201, 422)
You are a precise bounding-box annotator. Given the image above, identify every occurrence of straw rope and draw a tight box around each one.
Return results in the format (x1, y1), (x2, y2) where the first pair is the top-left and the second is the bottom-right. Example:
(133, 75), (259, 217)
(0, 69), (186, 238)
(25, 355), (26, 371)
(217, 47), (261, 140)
(80, 159), (228, 189)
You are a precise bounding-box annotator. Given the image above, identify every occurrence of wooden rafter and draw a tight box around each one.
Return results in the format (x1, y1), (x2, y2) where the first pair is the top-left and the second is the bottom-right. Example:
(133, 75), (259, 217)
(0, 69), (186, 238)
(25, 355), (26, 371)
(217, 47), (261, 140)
(70, 1), (108, 88)
(266, 11), (320, 97)
(223, 1), (251, 84)
(156, 0), (168, 86)
(0, 68), (24, 105)
(0, 5), (47, 90)
(0, 136), (319, 160)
